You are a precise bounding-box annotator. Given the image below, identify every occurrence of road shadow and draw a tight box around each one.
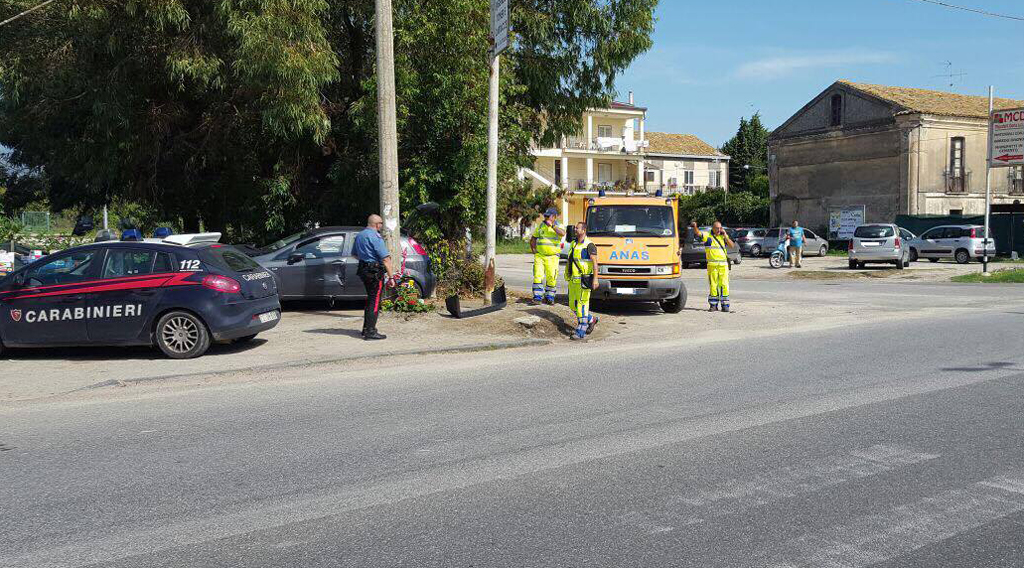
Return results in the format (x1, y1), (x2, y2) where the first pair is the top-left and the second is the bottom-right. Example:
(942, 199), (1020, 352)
(523, 308), (574, 335)
(304, 328), (365, 339)
(1, 338), (269, 361)
(941, 361), (1021, 373)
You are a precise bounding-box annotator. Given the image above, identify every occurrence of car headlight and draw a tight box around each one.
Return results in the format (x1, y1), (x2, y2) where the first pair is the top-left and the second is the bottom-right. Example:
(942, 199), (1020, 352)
(655, 264), (679, 275)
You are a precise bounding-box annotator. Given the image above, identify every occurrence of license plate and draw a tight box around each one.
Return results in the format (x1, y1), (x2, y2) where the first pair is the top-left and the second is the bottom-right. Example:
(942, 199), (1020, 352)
(258, 311), (279, 324)
(615, 288), (637, 295)
(863, 242), (880, 247)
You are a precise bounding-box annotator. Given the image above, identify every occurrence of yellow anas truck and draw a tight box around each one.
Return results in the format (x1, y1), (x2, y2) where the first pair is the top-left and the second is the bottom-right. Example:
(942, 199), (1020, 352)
(573, 193), (686, 313)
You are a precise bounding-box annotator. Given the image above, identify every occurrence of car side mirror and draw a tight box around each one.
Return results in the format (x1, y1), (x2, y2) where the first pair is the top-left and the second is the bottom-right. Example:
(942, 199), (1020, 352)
(287, 252), (304, 265)
(565, 225), (577, 243)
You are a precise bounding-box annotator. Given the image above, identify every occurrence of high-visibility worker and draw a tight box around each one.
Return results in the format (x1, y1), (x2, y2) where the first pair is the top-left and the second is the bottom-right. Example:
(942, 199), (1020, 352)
(565, 222), (600, 340)
(530, 207), (566, 305)
(690, 221), (735, 312)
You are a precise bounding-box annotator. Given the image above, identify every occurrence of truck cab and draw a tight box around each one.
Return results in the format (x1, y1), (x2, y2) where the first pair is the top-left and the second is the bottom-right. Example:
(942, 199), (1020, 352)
(579, 195), (687, 313)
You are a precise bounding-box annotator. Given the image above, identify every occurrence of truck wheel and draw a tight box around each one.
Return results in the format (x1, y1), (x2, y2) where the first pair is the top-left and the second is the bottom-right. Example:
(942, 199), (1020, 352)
(660, 287), (686, 314)
(155, 311), (211, 359)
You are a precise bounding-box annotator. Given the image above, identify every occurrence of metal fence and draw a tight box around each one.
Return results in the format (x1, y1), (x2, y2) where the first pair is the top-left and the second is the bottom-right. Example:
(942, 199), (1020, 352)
(21, 211), (50, 232)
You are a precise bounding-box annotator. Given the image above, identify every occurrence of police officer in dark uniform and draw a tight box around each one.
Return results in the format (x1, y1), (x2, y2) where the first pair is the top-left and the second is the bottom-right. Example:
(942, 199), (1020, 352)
(353, 214), (394, 340)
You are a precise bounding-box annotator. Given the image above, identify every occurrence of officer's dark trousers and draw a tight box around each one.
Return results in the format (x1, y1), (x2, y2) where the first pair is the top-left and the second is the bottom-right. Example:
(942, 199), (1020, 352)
(358, 263), (385, 334)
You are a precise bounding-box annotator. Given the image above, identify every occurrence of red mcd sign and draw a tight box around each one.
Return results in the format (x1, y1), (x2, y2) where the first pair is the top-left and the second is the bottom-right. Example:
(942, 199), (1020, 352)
(990, 107), (1024, 168)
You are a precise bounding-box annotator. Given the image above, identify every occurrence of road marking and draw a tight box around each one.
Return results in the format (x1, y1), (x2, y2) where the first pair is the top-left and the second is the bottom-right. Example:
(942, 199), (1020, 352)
(763, 472), (1024, 568)
(666, 445), (939, 524)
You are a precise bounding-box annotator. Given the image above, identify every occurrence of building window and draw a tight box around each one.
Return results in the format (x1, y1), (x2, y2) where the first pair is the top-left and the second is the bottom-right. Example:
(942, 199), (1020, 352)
(598, 163), (612, 184)
(948, 137), (966, 193)
(554, 160), (562, 186)
(684, 170), (695, 192)
(708, 170), (720, 188)
(830, 94), (843, 127)
(1012, 166), (1023, 195)
(949, 209), (963, 216)
(597, 125), (613, 138)
(644, 171), (655, 183)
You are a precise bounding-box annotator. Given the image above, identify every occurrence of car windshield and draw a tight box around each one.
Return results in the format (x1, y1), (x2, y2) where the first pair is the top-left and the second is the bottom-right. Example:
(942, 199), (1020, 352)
(854, 226), (894, 238)
(586, 205), (675, 237)
(261, 231), (305, 253)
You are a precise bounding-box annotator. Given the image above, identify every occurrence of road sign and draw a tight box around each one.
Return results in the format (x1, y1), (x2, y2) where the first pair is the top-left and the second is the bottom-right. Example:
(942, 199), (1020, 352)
(989, 108), (1024, 168)
(491, 0), (509, 55)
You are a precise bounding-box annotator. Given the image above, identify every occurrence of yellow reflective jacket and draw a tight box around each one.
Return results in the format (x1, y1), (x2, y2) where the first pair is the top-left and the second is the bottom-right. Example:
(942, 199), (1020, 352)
(532, 223), (562, 256)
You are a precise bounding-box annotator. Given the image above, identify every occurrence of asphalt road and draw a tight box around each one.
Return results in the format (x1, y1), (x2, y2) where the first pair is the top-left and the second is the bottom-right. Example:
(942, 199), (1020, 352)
(4, 281), (1024, 567)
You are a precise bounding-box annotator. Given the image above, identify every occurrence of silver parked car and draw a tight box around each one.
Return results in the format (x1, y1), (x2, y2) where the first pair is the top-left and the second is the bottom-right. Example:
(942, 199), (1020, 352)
(734, 228), (767, 257)
(762, 227), (830, 257)
(848, 224), (910, 269)
(908, 225), (996, 264)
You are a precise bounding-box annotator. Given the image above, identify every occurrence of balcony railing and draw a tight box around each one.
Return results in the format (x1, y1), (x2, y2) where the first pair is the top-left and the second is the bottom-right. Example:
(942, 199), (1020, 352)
(1010, 172), (1024, 195)
(556, 136), (648, 154)
(944, 171), (971, 194)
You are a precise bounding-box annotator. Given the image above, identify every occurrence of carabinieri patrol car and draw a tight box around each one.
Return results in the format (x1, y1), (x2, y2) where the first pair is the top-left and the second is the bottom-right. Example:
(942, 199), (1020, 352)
(0, 233), (280, 359)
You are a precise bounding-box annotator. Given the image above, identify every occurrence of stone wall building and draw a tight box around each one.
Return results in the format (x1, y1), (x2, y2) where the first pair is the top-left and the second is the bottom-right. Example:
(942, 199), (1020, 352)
(768, 81), (1024, 233)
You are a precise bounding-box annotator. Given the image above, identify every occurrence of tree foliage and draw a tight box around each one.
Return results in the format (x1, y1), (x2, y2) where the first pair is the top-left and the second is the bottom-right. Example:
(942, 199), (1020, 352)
(678, 189), (769, 228)
(0, 0), (657, 245)
(720, 113), (770, 194)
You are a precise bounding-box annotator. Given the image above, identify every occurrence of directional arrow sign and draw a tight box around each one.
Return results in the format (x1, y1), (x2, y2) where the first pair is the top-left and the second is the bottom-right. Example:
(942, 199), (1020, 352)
(989, 108), (1024, 168)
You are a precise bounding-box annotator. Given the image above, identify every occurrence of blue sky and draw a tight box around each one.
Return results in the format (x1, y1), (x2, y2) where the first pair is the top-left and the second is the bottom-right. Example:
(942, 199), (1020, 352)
(616, 0), (1024, 147)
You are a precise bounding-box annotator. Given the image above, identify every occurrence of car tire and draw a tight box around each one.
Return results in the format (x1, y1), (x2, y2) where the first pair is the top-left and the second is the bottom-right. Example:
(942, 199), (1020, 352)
(955, 249), (971, 264)
(896, 258), (905, 270)
(819, 245), (828, 257)
(750, 245), (761, 257)
(928, 258), (940, 263)
(661, 287), (686, 314)
(909, 248), (919, 262)
(155, 311), (211, 359)
(849, 259), (857, 269)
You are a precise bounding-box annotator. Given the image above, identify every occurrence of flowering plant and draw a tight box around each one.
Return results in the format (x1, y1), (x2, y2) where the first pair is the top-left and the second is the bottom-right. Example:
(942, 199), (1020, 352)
(382, 280), (432, 313)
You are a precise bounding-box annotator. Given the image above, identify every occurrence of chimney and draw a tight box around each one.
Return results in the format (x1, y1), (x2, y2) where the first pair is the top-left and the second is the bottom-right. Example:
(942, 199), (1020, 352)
(628, 91), (634, 105)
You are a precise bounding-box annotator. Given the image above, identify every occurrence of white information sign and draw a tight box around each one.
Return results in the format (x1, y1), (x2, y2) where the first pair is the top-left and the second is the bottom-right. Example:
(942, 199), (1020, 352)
(828, 206), (865, 240)
(990, 108), (1024, 168)
(490, 0), (509, 55)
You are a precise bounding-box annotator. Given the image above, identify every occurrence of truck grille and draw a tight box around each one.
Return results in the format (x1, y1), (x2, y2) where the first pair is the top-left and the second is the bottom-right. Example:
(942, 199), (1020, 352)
(607, 266), (653, 275)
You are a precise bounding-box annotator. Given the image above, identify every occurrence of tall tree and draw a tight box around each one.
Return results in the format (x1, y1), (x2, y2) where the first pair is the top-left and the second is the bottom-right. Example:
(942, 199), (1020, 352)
(720, 113), (770, 194)
(0, 0), (658, 243)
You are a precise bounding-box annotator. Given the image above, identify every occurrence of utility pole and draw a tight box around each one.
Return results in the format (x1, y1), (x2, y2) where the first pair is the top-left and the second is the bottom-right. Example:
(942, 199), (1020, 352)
(375, 0), (401, 274)
(484, 54), (499, 298)
(983, 86), (993, 276)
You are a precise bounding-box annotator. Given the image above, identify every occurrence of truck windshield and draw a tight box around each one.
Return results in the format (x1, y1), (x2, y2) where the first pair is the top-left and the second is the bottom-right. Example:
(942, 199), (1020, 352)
(587, 206), (675, 237)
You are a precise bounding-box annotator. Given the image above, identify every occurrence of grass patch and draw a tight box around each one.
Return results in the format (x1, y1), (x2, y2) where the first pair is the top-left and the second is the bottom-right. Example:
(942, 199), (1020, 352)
(951, 268), (1024, 283)
(472, 238), (534, 255)
(826, 250), (848, 257)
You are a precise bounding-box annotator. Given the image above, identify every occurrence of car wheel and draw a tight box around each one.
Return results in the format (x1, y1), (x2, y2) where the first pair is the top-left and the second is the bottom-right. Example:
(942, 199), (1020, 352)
(750, 245), (761, 257)
(928, 258), (940, 263)
(848, 259), (857, 269)
(909, 248), (919, 262)
(896, 258), (905, 270)
(819, 245), (828, 257)
(955, 249), (971, 264)
(155, 311), (211, 359)
(660, 288), (686, 314)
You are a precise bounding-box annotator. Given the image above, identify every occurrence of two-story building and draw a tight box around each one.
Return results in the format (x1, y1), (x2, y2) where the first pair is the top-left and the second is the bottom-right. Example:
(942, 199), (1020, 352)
(522, 95), (729, 224)
(769, 80), (1024, 232)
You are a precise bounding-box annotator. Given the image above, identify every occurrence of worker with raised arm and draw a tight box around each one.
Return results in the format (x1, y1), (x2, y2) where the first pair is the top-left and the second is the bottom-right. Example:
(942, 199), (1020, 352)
(690, 221), (735, 312)
(530, 208), (566, 305)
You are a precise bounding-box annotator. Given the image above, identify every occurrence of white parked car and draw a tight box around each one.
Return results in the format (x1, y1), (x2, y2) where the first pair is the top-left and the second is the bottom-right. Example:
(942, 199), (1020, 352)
(908, 225), (996, 264)
(847, 224), (910, 269)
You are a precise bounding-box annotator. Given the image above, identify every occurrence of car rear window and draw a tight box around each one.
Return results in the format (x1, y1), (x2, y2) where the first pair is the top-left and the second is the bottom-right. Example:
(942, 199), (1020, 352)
(735, 230), (750, 238)
(854, 226), (894, 238)
(200, 246), (262, 273)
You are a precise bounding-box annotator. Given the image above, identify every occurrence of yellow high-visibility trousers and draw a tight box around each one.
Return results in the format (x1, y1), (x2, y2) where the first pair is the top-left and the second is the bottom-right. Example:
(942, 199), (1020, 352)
(533, 254), (559, 301)
(568, 277), (595, 338)
(706, 261), (730, 309)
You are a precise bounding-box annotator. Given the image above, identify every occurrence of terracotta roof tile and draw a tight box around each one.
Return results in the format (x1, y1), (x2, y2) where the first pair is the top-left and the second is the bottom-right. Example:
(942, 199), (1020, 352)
(840, 80), (1023, 119)
(645, 132), (724, 157)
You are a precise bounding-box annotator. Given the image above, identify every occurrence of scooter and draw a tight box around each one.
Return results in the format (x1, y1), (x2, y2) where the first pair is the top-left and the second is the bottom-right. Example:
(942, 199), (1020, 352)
(769, 239), (790, 269)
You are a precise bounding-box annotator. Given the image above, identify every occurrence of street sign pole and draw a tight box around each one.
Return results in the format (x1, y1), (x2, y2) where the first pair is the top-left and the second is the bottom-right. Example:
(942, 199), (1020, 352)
(984, 86), (993, 275)
(986, 93), (1024, 274)
(485, 0), (509, 302)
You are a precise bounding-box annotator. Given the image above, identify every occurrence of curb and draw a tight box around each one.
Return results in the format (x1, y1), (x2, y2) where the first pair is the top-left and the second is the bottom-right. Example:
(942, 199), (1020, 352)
(81, 338), (552, 391)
